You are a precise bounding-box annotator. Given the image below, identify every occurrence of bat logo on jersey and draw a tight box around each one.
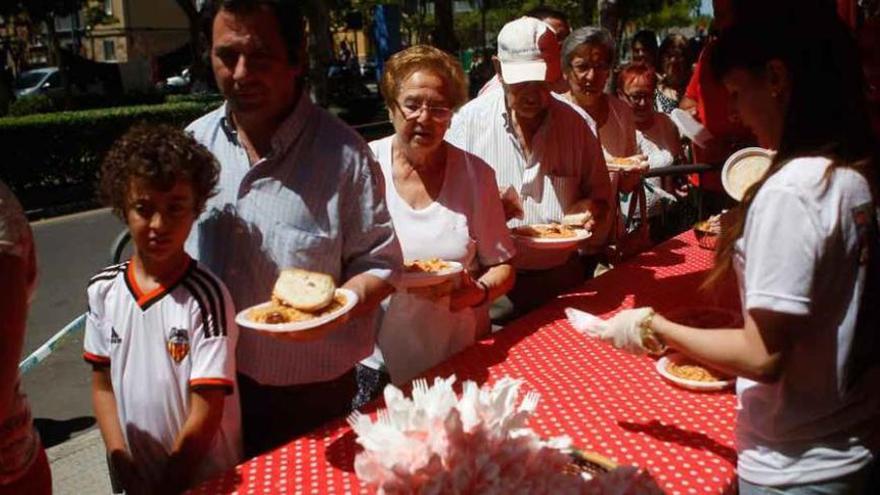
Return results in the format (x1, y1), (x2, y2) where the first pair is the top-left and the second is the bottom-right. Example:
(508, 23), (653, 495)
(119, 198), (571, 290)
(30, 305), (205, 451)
(166, 328), (190, 363)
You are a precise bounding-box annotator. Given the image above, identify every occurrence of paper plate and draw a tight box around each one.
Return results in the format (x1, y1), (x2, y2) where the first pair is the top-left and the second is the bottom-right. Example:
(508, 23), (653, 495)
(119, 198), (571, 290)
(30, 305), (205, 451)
(606, 159), (649, 172)
(235, 288), (358, 334)
(656, 353), (734, 392)
(670, 108), (713, 148)
(398, 261), (464, 289)
(512, 226), (592, 250)
(565, 448), (619, 481)
(722, 147), (773, 201)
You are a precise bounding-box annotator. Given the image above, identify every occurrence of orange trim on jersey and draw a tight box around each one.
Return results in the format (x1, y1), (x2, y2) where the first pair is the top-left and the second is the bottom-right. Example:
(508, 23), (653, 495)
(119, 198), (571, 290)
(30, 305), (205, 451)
(83, 352), (111, 366)
(125, 256), (193, 310)
(189, 378), (234, 392)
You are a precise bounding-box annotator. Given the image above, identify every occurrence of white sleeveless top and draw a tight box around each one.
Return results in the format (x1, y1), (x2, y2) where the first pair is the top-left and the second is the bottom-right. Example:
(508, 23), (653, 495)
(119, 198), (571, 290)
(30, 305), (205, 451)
(366, 136), (514, 384)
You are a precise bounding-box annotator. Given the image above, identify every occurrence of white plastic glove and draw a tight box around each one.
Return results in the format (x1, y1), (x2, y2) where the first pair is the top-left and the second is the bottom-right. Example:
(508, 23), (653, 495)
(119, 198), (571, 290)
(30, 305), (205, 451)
(565, 307), (655, 354)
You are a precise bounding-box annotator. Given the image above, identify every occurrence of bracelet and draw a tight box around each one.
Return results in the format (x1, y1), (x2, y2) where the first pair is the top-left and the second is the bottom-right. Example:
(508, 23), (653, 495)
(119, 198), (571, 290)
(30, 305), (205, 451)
(473, 281), (490, 307)
(639, 309), (668, 355)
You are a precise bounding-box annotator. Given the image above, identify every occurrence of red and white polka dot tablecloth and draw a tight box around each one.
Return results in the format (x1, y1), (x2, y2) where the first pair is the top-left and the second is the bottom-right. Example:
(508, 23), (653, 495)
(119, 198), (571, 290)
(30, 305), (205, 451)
(190, 231), (740, 495)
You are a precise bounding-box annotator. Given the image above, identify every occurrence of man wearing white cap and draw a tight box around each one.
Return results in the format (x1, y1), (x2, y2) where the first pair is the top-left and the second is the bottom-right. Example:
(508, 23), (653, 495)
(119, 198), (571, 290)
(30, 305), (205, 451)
(446, 16), (612, 313)
(477, 8), (571, 96)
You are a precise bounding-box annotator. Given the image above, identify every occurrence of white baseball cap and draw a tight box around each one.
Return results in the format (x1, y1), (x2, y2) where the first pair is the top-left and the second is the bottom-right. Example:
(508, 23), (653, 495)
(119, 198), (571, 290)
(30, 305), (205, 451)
(496, 17), (562, 85)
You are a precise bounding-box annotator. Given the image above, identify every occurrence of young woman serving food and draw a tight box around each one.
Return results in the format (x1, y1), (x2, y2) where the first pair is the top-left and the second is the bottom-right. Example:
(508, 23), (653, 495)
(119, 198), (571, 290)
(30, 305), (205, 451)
(590, 15), (879, 494)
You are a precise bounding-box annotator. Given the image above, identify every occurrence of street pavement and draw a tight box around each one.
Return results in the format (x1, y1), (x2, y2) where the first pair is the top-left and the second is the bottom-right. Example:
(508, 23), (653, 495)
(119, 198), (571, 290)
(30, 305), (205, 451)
(21, 208), (123, 492)
(47, 429), (110, 494)
(24, 207), (123, 430)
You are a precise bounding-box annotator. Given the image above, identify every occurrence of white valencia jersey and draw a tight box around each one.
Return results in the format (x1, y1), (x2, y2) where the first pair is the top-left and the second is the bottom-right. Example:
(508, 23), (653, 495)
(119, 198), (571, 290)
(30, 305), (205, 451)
(83, 257), (242, 485)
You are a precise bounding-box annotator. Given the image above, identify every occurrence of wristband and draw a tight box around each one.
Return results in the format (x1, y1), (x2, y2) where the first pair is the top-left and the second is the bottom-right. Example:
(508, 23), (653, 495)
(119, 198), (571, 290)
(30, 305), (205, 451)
(473, 281), (490, 307)
(639, 309), (667, 355)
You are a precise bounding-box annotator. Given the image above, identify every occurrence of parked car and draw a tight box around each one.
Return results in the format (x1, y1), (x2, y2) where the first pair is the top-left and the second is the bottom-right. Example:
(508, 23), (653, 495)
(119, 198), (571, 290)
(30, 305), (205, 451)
(14, 67), (62, 99)
(158, 68), (191, 94)
(360, 60), (378, 81)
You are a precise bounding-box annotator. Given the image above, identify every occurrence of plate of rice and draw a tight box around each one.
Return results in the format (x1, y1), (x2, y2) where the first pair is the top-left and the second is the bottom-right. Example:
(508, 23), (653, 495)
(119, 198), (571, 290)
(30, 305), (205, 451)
(656, 353), (735, 391)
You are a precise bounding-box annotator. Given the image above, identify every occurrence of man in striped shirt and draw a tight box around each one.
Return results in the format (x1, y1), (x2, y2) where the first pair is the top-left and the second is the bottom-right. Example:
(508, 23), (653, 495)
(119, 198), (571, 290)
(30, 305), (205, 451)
(185, 0), (401, 456)
(446, 17), (612, 313)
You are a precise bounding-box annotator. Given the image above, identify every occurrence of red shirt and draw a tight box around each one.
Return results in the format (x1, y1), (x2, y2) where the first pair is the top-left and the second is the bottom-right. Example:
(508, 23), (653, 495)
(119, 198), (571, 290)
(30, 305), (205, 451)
(685, 41), (756, 190)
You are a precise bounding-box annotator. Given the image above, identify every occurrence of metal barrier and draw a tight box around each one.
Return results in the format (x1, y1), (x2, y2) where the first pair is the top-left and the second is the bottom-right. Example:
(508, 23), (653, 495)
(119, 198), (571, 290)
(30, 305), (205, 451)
(641, 163), (715, 222)
(18, 314), (86, 375)
(111, 230), (131, 265)
(642, 163), (714, 178)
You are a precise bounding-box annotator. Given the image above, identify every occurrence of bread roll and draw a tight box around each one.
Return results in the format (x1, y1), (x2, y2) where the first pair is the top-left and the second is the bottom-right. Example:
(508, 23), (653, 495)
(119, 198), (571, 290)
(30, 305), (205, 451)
(273, 268), (336, 311)
(562, 198), (594, 226)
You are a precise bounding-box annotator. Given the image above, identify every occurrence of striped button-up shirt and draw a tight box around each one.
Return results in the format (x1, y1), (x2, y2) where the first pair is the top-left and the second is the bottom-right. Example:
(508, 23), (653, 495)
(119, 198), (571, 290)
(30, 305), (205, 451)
(445, 87), (612, 268)
(185, 94), (401, 386)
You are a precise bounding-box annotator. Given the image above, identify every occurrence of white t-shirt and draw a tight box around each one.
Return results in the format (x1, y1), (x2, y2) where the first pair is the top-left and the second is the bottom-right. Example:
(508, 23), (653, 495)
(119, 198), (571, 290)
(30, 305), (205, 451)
(733, 156), (880, 486)
(366, 136), (515, 384)
(633, 113), (681, 218)
(84, 258), (242, 486)
(637, 112), (680, 172)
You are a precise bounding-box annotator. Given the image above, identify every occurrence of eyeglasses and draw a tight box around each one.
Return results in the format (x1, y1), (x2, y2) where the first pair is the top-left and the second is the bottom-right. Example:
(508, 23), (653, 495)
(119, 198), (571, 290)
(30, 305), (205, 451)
(570, 62), (610, 78)
(622, 92), (652, 104)
(394, 100), (453, 122)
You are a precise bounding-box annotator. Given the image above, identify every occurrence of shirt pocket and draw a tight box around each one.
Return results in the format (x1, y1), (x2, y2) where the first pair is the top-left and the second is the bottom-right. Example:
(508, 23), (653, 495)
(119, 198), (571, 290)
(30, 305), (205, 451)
(546, 174), (581, 216)
(268, 223), (340, 281)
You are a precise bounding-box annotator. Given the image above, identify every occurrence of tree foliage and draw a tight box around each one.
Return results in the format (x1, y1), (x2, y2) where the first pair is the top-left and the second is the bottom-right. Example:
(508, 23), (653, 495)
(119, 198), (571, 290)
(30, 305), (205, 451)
(436, 0), (700, 52)
(622, 0), (701, 30)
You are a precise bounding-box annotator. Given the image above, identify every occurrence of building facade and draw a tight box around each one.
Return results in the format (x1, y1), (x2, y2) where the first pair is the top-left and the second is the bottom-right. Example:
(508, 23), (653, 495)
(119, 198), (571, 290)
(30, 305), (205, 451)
(56, 0), (189, 65)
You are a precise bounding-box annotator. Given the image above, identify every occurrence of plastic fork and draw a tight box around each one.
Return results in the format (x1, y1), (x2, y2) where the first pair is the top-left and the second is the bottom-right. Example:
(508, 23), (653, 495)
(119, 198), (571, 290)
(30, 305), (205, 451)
(519, 391), (541, 413)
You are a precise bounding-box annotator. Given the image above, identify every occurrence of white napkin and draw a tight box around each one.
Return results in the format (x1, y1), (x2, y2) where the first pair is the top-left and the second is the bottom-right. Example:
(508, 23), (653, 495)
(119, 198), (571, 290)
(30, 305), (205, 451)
(565, 307), (652, 354)
(670, 108), (714, 148)
(350, 375), (582, 493)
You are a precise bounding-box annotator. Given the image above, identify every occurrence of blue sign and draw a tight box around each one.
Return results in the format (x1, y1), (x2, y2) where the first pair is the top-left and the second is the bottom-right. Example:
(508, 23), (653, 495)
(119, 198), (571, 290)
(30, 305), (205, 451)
(373, 4), (402, 82)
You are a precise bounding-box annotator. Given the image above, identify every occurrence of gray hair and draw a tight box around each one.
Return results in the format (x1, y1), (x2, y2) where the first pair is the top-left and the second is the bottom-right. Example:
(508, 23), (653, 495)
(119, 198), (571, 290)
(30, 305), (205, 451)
(562, 26), (615, 70)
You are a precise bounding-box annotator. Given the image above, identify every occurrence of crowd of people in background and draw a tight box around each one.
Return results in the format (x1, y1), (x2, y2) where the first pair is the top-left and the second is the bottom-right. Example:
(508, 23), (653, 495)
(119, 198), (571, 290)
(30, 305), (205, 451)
(1, 0), (878, 494)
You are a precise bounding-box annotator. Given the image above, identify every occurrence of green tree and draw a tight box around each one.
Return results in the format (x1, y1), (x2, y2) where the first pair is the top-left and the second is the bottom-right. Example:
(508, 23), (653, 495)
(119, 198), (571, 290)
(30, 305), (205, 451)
(5, 0), (84, 67)
(632, 0), (701, 31)
(0, 0), (111, 106)
(600, 0), (701, 37)
(433, 0), (458, 52)
(172, 0), (212, 92)
(302, 0), (336, 106)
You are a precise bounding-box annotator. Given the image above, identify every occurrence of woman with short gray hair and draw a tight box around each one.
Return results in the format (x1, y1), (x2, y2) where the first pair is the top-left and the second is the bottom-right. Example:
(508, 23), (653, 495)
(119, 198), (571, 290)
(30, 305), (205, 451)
(562, 26), (642, 162)
(561, 26), (616, 72)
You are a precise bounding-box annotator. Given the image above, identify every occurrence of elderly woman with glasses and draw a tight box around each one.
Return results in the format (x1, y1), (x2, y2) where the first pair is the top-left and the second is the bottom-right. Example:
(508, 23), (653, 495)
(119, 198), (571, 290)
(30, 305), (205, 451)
(562, 27), (643, 164)
(617, 62), (683, 236)
(356, 46), (516, 398)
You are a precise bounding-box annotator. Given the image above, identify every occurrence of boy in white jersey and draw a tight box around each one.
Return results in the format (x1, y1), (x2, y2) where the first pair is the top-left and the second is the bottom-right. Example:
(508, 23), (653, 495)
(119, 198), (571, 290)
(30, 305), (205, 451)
(84, 124), (241, 494)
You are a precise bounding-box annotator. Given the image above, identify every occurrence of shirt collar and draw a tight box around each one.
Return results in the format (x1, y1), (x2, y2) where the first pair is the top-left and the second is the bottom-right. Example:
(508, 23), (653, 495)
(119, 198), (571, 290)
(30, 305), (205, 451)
(218, 91), (314, 158)
(497, 88), (552, 137)
(270, 90), (313, 158)
(220, 103), (237, 144)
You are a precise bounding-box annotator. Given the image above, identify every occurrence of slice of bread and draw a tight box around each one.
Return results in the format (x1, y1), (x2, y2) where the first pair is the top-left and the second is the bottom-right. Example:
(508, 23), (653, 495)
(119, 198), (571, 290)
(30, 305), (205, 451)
(272, 268), (336, 312)
(562, 198), (594, 227)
